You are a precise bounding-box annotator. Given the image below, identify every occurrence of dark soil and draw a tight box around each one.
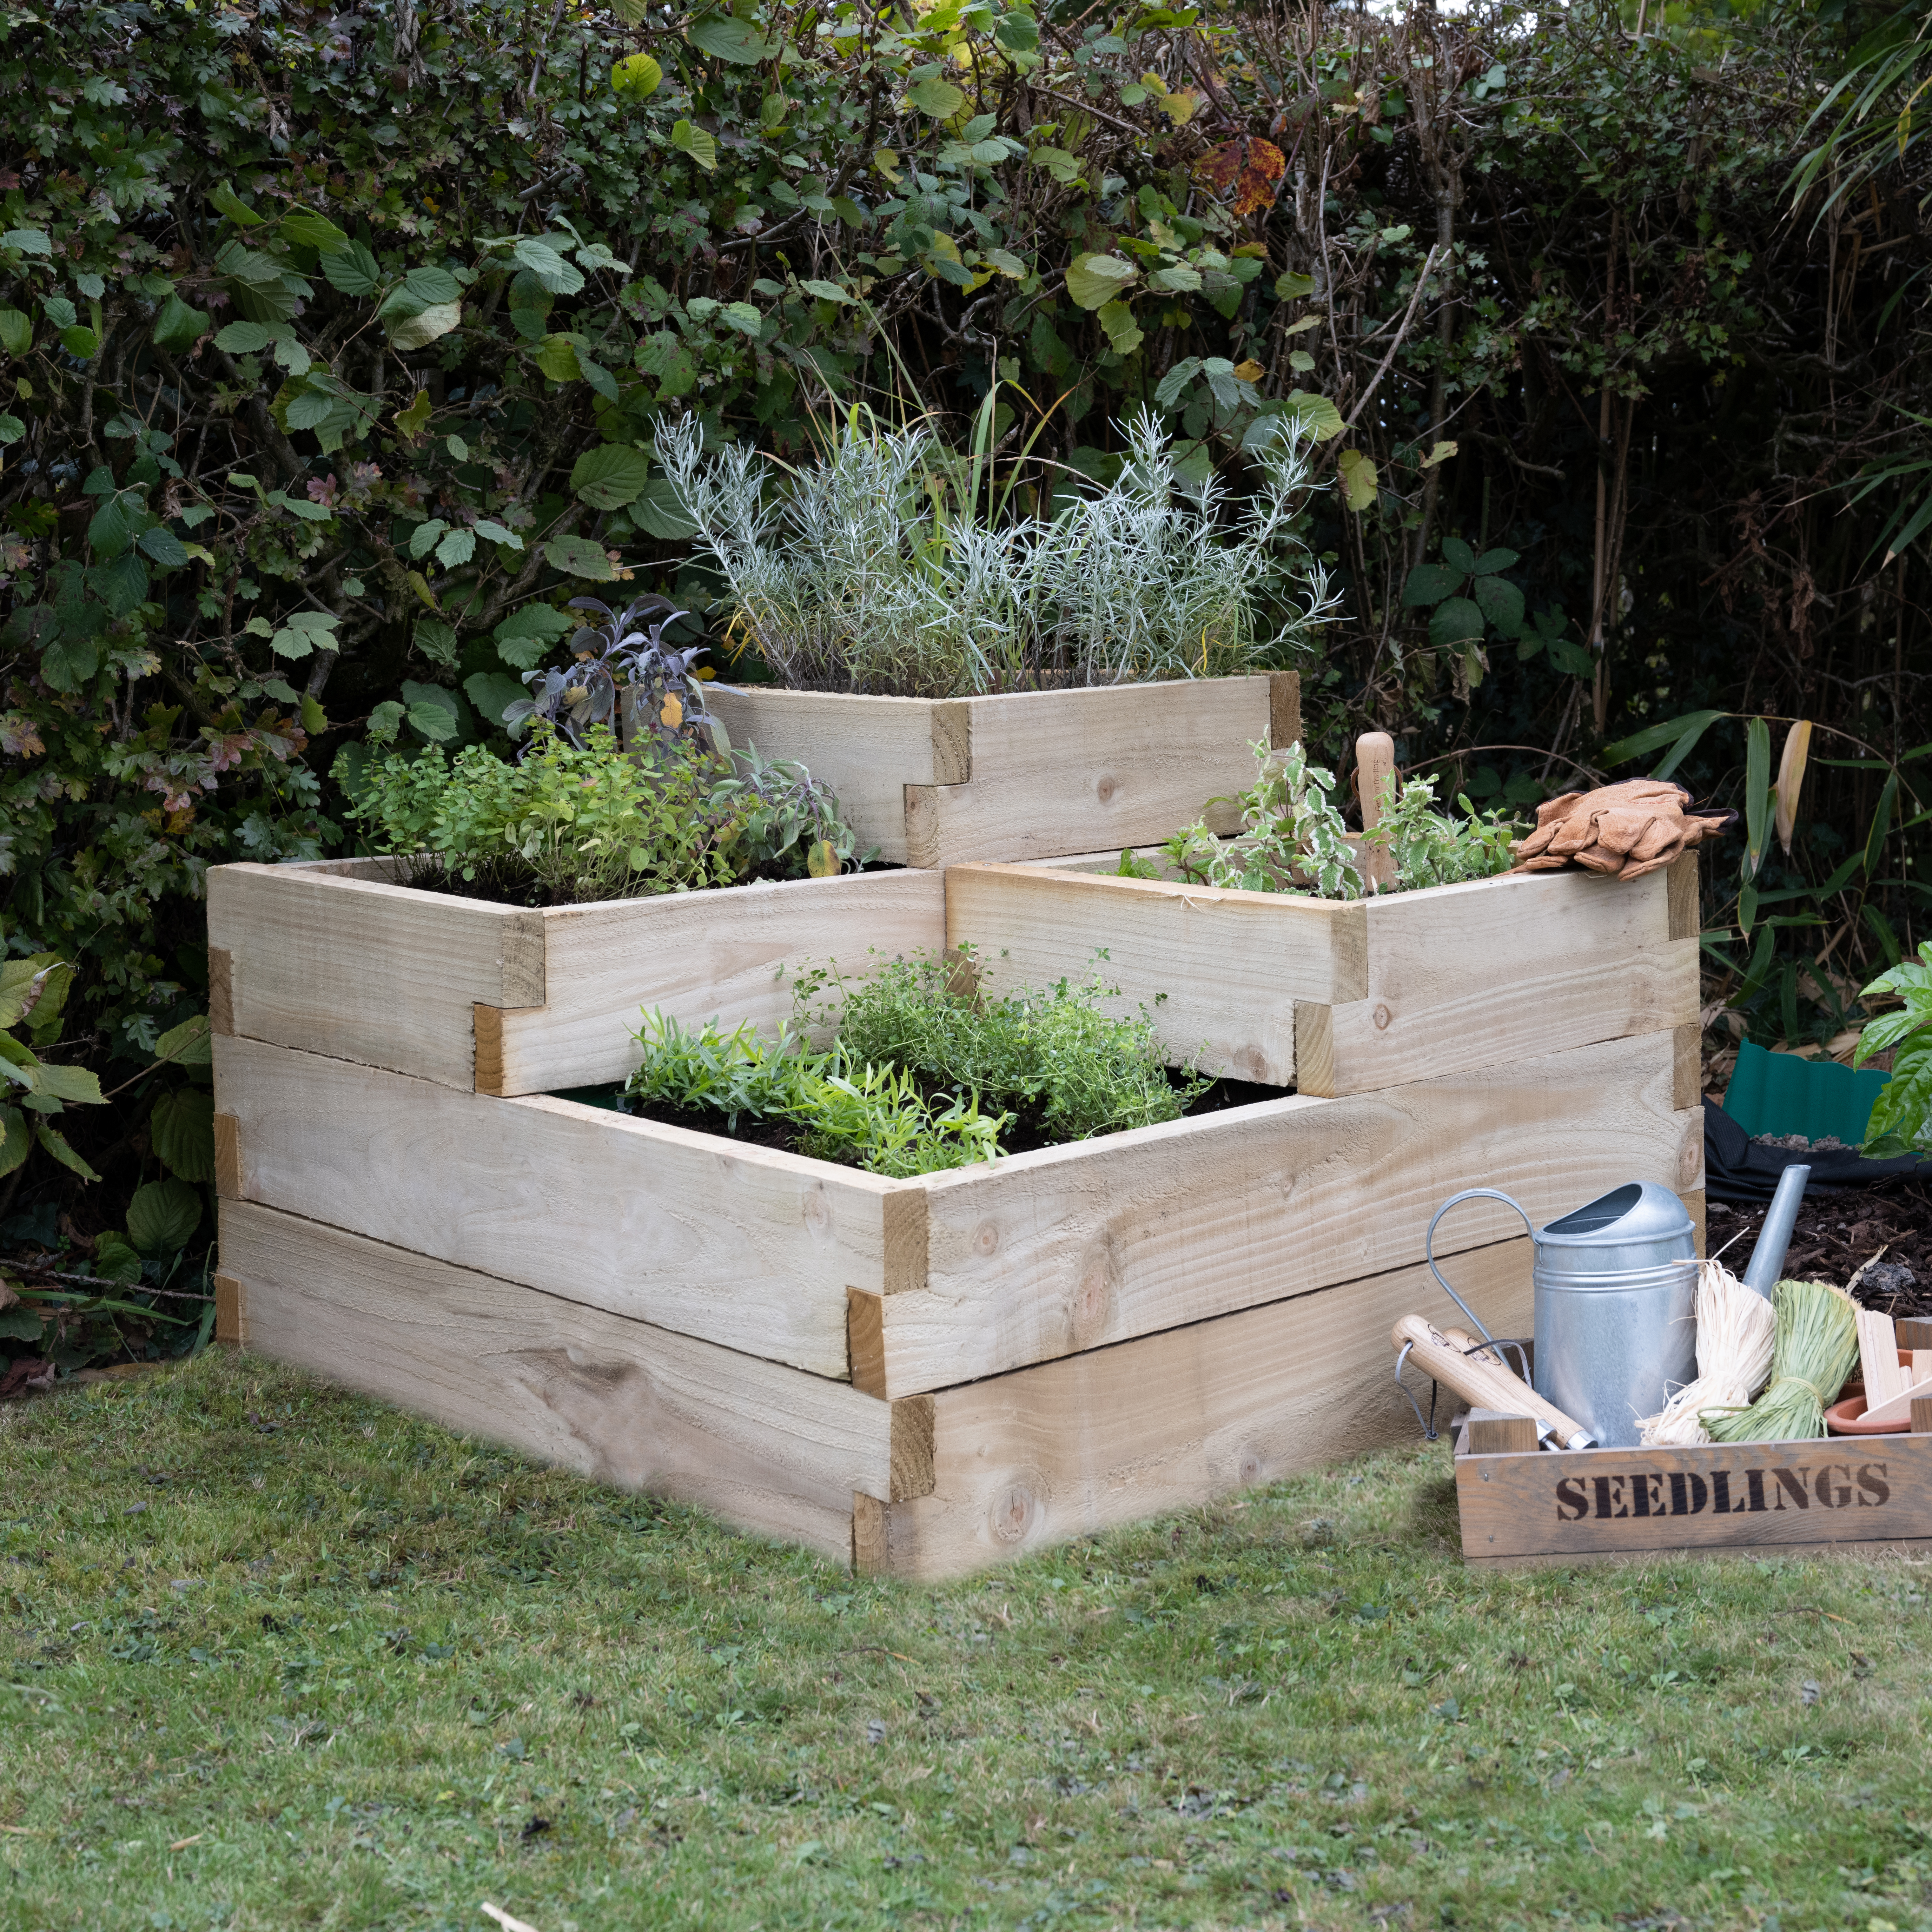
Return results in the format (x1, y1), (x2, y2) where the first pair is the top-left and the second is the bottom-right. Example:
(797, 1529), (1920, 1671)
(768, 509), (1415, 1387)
(381, 855), (901, 910)
(606, 1071), (1287, 1166)
(1707, 1181), (1932, 1319)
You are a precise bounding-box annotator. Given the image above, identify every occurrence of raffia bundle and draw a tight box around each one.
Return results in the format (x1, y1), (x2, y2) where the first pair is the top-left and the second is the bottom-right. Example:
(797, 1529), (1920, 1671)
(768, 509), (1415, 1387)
(1704, 1278), (1860, 1444)
(1637, 1258), (1777, 1446)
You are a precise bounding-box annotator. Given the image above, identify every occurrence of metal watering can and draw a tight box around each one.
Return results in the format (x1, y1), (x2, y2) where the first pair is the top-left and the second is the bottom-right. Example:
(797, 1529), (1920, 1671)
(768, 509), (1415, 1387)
(1426, 1169), (1811, 1451)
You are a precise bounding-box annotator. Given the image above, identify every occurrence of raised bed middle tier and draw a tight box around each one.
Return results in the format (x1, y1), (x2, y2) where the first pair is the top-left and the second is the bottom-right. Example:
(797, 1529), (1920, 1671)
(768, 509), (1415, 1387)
(212, 1025), (1702, 1403)
(945, 849), (1702, 1097)
(205, 855), (944, 1097)
(635, 670), (1300, 869)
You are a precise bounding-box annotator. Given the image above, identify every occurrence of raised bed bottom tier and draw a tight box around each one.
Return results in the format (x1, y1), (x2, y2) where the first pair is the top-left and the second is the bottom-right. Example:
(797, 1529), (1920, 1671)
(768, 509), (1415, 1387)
(218, 1198), (1555, 1580)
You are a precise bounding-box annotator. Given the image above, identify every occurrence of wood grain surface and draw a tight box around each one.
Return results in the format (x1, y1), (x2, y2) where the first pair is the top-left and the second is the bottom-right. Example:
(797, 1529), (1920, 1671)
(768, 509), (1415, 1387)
(862, 1236), (1537, 1579)
(879, 1029), (1702, 1396)
(1456, 1431), (1932, 1562)
(218, 1200), (899, 1560)
(214, 1033), (908, 1377)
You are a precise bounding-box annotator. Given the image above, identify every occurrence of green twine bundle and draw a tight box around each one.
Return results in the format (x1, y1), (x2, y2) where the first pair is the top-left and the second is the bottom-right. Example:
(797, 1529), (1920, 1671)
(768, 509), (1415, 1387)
(1705, 1278), (1860, 1444)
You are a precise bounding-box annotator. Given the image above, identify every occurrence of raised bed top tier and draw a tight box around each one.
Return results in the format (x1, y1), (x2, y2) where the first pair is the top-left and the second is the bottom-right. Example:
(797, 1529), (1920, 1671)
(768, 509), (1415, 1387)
(631, 670), (1301, 868)
(206, 855), (944, 1097)
(214, 1023), (1704, 1405)
(946, 850), (1702, 1096)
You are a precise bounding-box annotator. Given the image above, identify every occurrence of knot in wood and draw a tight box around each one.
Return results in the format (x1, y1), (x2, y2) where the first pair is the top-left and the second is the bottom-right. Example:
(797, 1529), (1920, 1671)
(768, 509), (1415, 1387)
(991, 1481), (1041, 1544)
(971, 1219), (1001, 1259)
(1372, 1003), (1393, 1032)
(801, 1185), (834, 1239)
(1093, 773), (1118, 805)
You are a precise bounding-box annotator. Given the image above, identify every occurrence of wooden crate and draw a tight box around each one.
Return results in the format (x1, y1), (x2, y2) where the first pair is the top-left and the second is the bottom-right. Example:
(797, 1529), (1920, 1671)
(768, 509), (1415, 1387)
(205, 856), (944, 1097)
(213, 1024), (1702, 1400)
(216, 1197), (1550, 1579)
(946, 850), (1701, 1094)
(1455, 1426), (1932, 1566)
(654, 671), (1299, 869)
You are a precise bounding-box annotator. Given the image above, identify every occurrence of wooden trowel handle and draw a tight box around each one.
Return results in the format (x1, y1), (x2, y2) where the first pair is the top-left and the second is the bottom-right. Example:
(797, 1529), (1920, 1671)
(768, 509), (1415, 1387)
(1392, 1314), (1596, 1449)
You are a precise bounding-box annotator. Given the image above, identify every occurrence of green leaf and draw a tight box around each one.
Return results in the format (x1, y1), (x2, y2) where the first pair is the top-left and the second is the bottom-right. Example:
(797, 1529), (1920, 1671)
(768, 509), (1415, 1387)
(1471, 572), (1524, 638)
(688, 11), (770, 60)
(1600, 708), (1727, 770)
(388, 300), (462, 351)
(1274, 271), (1315, 300)
(214, 320), (272, 354)
(154, 1012), (213, 1074)
(612, 51), (663, 97)
(0, 412), (22, 446)
(434, 527), (476, 568)
(1096, 300), (1143, 355)
(463, 670), (528, 729)
(283, 386), (336, 431)
(1743, 715), (1771, 880)
(993, 8), (1040, 54)
(907, 76), (966, 116)
(149, 1087), (216, 1183)
(321, 243), (383, 297)
(578, 356), (620, 404)
(0, 307), (28, 356)
(718, 301), (765, 337)
(1427, 597), (1485, 650)
(39, 635), (100, 692)
(88, 492), (134, 561)
(570, 444), (654, 510)
(1279, 390), (1344, 443)
(1402, 563), (1464, 608)
(126, 1177), (201, 1255)
(91, 1233), (145, 1287)
(1866, 768), (1899, 874)
(533, 333), (584, 383)
(208, 180), (266, 225)
(1472, 547), (1520, 575)
(1440, 535), (1478, 576)
(282, 208), (350, 253)
(403, 265), (462, 306)
(1335, 448), (1377, 513)
(33, 1061), (102, 1105)
(630, 477), (700, 541)
(37, 1117), (102, 1182)
(474, 518), (524, 550)
(138, 526), (191, 569)
(61, 325), (99, 360)
(670, 120), (719, 172)
(544, 534), (616, 581)
(151, 293), (211, 351)
(1065, 253), (1138, 310)
(0, 1104), (27, 1179)
(799, 278), (852, 304)
(495, 603), (572, 667)
(415, 617), (459, 666)
(1, 228), (52, 256)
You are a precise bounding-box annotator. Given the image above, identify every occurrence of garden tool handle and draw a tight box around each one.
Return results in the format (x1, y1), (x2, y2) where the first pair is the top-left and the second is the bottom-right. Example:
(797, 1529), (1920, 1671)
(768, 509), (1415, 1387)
(1392, 1315), (1597, 1450)
(1425, 1187), (1535, 1348)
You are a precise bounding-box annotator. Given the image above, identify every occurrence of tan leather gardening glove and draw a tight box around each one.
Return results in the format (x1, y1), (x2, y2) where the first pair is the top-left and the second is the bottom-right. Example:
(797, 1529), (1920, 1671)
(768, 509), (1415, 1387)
(1511, 779), (1731, 881)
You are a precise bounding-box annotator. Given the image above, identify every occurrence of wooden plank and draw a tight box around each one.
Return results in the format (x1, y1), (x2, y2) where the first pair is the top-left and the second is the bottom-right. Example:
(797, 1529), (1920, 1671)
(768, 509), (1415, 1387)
(1269, 670), (1301, 752)
(207, 863), (545, 1091)
(208, 947), (233, 1037)
(952, 860), (1689, 1095)
(1673, 1019), (1701, 1110)
(214, 1033), (909, 1379)
(860, 1236), (1535, 1579)
(218, 1200), (898, 1560)
(948, 863), (1369, 1085)
(906, 677), (1275, 867)
(1902, 1318), (1932, 1350)
(213, 1271), (246, 1348)
(213, 1112), (241, 1201)
(1455, 1431), (1932, 1562)
(1466, 1410), (1539, 1456)
(701, 687), (940, 866)
(1667, 849), (1700, 942)
(1916, 1396), (1932, 1434)
(881, 1031), (1700, 1396)
(1354, 733), (1397, 892)
(481, 868), (946, 1096)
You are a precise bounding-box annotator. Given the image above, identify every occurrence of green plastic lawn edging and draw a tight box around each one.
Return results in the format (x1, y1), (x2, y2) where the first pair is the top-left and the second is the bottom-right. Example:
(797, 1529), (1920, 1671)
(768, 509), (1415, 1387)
(1720, 1038), (1891, 1145)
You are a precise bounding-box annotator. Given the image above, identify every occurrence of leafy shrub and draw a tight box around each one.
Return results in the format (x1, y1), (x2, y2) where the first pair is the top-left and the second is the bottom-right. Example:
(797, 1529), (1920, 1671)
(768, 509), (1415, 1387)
(832, 952), (1199, 1142)
(657, 408), (1337, 697)
(625, 952), (1198, 1176)
(1856, 944), (1932, 1151)
(626, 1014), (1006, 1178)
(1126, 743), (1516, 899)
(342, 724), (862, 906)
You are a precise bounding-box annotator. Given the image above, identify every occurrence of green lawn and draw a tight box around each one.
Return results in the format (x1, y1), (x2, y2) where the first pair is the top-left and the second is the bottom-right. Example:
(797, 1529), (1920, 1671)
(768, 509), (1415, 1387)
(4, 1352), (1929, 1932)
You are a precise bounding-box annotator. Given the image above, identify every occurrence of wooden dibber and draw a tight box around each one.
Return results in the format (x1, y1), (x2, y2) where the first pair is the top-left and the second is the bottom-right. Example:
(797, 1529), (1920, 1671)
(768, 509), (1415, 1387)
(1355, 732), (1397, 892)
(1393, 1315), (1597, 1449)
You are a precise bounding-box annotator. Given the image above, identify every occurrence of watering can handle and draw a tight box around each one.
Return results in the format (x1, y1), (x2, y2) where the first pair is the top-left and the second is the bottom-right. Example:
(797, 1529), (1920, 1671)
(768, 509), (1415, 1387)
(1425, 1188), (1535, 1349)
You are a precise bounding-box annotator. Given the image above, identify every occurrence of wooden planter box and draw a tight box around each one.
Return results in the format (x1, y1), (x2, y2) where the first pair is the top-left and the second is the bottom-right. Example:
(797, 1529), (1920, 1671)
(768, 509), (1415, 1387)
(1455, 1424), (1932, 1566)
(206, 856), (944, 1097)
(213, 1015), (1703, 1576)
(946, 850), (1702, 1096)
(649, 671), (1300, 869)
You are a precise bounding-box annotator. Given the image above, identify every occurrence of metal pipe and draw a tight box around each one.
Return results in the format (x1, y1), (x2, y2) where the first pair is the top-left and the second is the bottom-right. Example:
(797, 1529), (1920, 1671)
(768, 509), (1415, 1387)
(1741, 1163), (1811, 1299)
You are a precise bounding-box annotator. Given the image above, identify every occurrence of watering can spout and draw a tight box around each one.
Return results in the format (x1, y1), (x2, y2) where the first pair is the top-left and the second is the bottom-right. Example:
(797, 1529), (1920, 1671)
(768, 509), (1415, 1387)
(1741, 1164), (1811, 1299)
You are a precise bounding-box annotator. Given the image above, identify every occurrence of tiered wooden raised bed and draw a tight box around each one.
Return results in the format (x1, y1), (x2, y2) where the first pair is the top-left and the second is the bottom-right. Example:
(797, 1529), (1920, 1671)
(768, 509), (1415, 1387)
(209, 843), (1706, 1579)
(656, 670), (1302, 867)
